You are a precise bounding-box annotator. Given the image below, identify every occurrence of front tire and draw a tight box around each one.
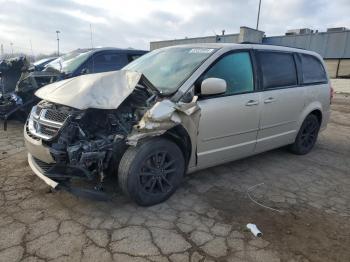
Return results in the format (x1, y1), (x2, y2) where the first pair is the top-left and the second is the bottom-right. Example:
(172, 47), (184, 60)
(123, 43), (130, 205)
(290, 114), (320, 155)
(118, 138), (185, 206)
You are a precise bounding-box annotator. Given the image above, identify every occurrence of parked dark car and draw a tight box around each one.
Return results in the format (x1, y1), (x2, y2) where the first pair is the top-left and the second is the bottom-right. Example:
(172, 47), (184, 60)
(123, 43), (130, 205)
(0, 47), (147, 129)
(31, 57), (58, 71)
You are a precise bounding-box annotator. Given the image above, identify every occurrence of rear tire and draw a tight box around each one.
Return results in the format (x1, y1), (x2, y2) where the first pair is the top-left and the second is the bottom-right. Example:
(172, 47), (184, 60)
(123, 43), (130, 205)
(290, 114), (320, 155)
(118, 138), (185, 206)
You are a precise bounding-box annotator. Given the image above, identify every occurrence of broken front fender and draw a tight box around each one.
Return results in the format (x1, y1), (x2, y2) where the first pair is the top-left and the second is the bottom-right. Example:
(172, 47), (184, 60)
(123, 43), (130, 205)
(127, 97), (201, 169)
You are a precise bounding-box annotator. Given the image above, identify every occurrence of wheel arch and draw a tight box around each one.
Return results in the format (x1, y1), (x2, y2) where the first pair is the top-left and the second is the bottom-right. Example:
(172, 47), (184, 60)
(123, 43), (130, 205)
(298, 102), (323, 132)
(309, 109), (322, 125)
(161, 124), (192, 168)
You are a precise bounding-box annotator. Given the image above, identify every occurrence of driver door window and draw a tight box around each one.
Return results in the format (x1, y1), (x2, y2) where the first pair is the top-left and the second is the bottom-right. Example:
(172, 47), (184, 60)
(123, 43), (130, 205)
(202, 52), (254, 95)
(196, 51), (260, 168)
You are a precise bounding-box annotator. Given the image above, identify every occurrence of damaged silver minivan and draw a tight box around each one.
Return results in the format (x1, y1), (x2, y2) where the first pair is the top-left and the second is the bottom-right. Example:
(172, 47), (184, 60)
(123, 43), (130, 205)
(24, 44), (331, 205)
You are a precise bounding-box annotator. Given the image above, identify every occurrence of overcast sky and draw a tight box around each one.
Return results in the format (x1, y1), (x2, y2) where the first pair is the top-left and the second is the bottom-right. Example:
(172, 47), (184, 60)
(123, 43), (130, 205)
(0, 0), (349, 55)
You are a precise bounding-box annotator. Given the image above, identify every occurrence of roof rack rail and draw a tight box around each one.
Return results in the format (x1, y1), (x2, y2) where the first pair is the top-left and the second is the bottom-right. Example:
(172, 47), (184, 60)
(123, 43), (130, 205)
(240, 42), (307, 50)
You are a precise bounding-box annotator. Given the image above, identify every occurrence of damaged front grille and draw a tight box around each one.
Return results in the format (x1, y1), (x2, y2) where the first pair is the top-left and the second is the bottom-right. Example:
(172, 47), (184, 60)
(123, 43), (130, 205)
(44, 109), (69, 123)
(27, 105), (70, 140)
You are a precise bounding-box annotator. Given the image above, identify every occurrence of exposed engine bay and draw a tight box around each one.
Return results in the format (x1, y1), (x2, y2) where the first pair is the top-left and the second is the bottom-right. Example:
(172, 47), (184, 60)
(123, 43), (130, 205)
(26, 74), (159, 197)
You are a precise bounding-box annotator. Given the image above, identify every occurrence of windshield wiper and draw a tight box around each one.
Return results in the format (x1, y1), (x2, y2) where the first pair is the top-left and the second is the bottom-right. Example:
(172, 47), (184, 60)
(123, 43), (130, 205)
(58, 59), (63, 73)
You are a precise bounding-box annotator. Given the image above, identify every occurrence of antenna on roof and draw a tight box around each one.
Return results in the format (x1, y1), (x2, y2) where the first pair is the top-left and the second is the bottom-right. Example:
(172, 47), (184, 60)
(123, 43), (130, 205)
(213, 30), (221, 42)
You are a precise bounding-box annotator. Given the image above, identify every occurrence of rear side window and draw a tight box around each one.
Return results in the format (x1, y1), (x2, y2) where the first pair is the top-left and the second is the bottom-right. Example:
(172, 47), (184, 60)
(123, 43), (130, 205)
(92, 53), (128, 73)
(258, 51), (297, 89)
(301, 54), (327, 84)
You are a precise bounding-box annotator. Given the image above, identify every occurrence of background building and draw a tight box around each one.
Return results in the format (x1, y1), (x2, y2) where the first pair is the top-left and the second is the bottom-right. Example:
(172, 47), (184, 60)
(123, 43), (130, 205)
(150, 26), (350, 78)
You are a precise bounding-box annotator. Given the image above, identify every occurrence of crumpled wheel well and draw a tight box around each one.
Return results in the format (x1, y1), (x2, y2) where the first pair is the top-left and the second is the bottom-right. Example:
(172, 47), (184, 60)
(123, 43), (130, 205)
(110, 124), (192, 176)
(161, 125), (192, 168)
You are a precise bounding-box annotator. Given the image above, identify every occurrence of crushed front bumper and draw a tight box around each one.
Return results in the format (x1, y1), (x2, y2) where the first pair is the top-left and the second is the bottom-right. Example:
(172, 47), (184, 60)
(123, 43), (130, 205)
(28, 153), (58, 188)
(28, 154), (110, 200)
(27, 153), (91, 186)
(25, 126), (110, 200)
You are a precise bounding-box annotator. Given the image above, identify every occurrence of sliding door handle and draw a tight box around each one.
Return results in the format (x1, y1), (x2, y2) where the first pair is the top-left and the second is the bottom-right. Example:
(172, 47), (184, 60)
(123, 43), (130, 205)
(245, 100), (259, 106)
(264, 97), (276, 104)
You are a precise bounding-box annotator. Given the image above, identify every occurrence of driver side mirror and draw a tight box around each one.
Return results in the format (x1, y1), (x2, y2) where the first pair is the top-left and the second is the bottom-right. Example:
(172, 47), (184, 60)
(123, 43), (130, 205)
(200, 78), (227, 95)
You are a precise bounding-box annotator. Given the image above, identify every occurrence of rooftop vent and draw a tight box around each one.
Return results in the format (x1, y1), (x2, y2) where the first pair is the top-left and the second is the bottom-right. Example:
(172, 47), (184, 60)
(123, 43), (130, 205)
(327, 27), (349, 33)
(285, 28), (312, 35)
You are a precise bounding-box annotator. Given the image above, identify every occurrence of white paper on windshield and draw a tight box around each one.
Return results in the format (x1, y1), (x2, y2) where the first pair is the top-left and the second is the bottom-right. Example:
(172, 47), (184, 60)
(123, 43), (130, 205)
(189, 48), (215, 54)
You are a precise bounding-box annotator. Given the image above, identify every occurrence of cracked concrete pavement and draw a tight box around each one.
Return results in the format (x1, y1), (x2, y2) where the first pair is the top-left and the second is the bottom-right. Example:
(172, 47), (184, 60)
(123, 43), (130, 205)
(0, 94), (349, 262)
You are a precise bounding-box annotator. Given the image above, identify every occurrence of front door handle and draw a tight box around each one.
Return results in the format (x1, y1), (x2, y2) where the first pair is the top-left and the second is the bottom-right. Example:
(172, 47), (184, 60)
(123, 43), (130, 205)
(264, 97), (276, 104)
(245, 100), (259, 106)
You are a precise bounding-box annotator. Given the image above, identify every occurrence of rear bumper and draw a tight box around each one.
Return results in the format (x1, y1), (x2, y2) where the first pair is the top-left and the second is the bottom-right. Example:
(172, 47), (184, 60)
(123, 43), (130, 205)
(28, 153), (58, 188)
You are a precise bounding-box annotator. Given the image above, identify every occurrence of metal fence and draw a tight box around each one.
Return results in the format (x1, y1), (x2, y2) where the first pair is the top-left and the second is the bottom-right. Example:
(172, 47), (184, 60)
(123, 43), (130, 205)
(263, 31), (350, 59)
(150, 34), (239, 50)
(324, 59), (350, 78)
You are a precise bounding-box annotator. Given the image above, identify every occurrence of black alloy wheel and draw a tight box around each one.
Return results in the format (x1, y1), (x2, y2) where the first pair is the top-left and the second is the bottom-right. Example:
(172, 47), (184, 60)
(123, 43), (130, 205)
(139, 150), (177, 195)
(290, 114), (320, 155)
(118, 138), (185, 206)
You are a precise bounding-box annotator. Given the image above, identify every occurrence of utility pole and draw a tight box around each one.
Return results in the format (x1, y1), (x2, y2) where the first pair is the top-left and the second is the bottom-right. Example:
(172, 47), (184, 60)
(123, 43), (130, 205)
(56, 30), (60, 56)
(256, 0), (262, 30)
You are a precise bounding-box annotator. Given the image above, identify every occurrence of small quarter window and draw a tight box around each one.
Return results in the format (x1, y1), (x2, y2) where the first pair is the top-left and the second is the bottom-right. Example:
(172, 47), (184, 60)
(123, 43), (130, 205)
(128, 54), (143, 62)
(258, 51), (297, 89)
(202, 52), (254, 95)
(301, 54), (327, 84)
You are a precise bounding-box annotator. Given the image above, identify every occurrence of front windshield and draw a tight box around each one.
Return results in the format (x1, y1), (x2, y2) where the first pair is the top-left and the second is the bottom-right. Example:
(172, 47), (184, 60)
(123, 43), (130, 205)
(123, 47), (217, 94)
(45, 50), (92, 74)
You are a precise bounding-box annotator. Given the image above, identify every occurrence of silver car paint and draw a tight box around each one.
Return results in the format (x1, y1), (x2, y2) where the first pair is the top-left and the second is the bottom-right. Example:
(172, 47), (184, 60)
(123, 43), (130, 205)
(174, 44), (330, 173)
(196, 92), (260, 168)
(254, 87), (305, 153)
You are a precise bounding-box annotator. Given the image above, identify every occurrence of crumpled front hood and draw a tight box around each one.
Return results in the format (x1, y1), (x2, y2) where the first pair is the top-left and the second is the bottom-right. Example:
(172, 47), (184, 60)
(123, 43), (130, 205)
(35, 70), (142, 110)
